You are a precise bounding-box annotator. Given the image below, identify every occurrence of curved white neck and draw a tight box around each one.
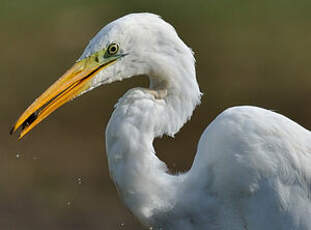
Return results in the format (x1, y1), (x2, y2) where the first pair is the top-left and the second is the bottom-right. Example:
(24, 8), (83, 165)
(105, 57), (201, 225)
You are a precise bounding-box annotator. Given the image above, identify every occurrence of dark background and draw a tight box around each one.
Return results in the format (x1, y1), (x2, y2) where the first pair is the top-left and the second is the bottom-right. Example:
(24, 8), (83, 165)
(1, 0), (311, 229)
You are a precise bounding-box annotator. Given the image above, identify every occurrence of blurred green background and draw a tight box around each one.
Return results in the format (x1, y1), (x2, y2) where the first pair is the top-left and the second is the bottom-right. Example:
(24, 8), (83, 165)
(1, 0), (311, 229)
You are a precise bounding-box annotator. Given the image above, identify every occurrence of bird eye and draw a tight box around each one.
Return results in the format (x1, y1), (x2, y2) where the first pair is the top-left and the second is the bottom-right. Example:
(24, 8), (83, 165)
(107, 43), (119, 56)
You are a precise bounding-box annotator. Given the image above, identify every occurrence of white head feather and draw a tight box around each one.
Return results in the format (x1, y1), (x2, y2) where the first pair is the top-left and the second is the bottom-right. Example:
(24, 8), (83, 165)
(79, 13), (201, 137)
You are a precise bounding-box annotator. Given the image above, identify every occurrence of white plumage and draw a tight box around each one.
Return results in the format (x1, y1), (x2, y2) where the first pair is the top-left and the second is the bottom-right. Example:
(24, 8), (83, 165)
(12, 13), (311, 230)
(87, 13), (311, 229)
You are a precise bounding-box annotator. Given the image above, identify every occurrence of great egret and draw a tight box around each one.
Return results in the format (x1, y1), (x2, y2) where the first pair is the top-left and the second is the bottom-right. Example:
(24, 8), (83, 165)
(11, 13), (311, 230)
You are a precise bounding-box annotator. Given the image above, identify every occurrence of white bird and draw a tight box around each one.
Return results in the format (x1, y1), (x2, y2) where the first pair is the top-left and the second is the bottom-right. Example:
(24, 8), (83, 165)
(11, 13), (311, 230)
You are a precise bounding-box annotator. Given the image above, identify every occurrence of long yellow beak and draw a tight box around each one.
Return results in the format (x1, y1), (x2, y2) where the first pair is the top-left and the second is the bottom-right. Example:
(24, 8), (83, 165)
(10, 49), (121, 139)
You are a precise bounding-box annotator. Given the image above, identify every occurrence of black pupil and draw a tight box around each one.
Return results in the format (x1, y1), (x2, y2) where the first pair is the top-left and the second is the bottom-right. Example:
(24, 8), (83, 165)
(110, 46), (116, 53)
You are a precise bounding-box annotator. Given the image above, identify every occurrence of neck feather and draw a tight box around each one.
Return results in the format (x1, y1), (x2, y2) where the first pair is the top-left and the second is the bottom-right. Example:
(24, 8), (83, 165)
(105, 60), (201, 225)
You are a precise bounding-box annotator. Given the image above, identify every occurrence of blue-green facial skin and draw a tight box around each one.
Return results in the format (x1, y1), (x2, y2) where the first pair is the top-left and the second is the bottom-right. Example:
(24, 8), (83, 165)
(77, 41), (125, 71)
(78, 47), (122, 68)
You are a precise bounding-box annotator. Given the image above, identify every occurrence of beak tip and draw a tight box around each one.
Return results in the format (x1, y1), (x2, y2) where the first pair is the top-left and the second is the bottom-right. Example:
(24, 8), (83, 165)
(9, 126), (15, 135)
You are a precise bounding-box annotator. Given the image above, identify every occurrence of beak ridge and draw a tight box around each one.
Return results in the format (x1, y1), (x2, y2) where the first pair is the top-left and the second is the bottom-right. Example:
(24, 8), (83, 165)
(10, 52), (119, 139)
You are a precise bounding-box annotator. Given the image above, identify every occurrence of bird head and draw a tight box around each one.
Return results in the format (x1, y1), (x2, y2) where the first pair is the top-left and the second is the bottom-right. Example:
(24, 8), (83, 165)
(10, 13), (196, 139)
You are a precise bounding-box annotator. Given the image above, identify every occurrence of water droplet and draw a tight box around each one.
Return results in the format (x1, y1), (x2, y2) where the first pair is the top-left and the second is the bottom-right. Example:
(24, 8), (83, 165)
(32, 156), (39, 160)
(120, 223), (125, 227)
(16, 153), (20, 159)
(77, 177), (82, 184)
(66, 201), (71, 206)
